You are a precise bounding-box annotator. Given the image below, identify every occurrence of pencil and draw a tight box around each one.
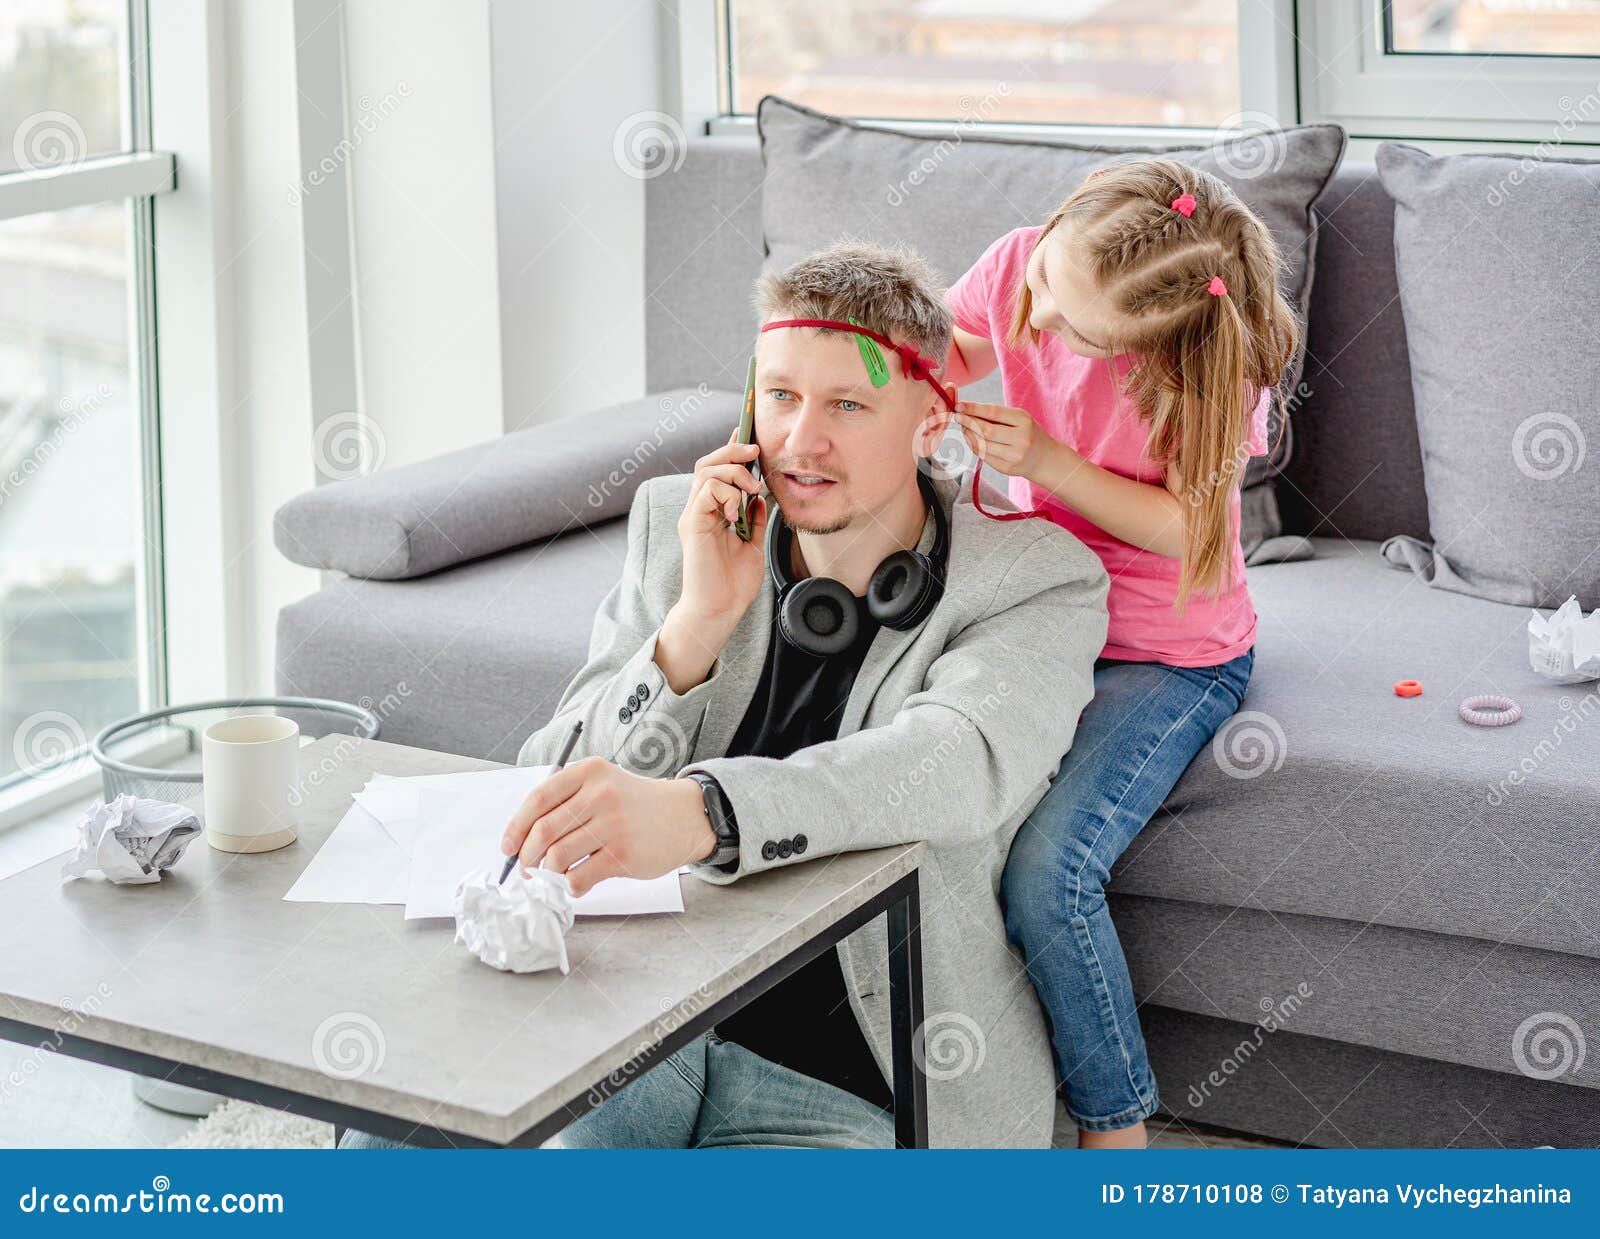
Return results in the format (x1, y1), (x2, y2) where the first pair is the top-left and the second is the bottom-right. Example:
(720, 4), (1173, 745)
(498, 719), (583, 885)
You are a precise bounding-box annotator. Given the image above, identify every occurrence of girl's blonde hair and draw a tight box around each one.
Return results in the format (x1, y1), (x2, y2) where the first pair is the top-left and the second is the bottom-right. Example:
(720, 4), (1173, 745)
(1009, 158), (1298, 607)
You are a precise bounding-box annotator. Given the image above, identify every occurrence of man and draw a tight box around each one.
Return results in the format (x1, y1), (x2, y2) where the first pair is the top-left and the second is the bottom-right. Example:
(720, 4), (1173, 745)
(347, 243), (1109, 1149)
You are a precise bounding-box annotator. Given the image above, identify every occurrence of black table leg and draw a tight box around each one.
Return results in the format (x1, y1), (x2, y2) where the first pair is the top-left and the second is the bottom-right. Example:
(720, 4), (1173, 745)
(887, 874), (928, 1149)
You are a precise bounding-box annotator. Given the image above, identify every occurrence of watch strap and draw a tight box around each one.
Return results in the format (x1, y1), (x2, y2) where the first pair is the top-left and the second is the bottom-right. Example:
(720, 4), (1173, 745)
(686, 772), (740, 869)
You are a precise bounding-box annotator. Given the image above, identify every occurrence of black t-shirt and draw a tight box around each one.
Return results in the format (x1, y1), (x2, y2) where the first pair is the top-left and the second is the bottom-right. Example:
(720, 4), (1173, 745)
(712, 594), (894, 1112)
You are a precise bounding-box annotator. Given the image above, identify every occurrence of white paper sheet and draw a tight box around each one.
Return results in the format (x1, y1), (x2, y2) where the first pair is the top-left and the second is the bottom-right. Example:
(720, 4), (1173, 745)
(282, 802), (410, 904)
(352, 766), (551, 854)
(403, 779), (683, 920)
(284, 766), (683, 919)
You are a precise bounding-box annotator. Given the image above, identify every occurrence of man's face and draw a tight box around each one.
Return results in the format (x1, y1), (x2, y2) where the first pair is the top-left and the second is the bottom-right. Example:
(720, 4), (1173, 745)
(753, 322), (944, 535)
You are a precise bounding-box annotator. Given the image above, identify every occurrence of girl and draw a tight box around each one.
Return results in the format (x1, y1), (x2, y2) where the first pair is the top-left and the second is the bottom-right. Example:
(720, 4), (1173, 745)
(943, 159), (1297, 1148)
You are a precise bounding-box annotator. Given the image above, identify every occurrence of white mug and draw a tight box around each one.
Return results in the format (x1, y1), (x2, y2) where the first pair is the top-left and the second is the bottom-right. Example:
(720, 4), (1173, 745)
(201, 714), (299, 853)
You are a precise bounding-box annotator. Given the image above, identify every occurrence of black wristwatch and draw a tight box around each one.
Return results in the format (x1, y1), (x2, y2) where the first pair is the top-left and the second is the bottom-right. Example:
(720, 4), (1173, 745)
(686, 772), (740, 869)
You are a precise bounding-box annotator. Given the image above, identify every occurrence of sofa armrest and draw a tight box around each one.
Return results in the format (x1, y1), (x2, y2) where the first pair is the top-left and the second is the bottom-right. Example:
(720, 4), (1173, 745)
(273, 387), (739, 580)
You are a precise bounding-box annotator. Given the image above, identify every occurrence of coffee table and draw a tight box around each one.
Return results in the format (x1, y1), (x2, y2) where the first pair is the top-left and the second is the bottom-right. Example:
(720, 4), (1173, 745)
(0, 737), (928, 1147)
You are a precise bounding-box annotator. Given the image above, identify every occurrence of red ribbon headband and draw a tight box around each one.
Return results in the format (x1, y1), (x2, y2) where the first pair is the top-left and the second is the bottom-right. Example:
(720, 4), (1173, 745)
(756, 316), (1048, 524)
(759, 318), (956, 411)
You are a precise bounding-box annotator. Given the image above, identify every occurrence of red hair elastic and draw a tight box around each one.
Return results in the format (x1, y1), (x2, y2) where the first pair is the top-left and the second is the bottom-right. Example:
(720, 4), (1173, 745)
(1170, 192), (1197, 218)
(758, 317), (1051, 524)
(1207, 275), (1229, 297)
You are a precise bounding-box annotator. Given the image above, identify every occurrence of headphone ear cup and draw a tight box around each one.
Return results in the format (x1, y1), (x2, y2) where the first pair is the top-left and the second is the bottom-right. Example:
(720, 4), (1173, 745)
(867, 550), (938, 629)
(778, 577), (860, 657)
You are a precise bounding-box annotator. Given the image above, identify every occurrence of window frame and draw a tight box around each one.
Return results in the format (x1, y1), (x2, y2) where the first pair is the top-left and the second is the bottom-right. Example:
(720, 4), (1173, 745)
(689, 1), (1600, 149)
(1302, 2), (1600, 143)
(698, 0), (1301, 144)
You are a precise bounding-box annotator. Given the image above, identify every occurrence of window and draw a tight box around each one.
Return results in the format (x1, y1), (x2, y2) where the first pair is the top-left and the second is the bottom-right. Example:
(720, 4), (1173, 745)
(1387, 0), (1600, 57)
(0, 1), (129, 174)
(0, 0), (169, 810)
(701, 3), (1600, 146)
(1304, 4), (1600, 143)
(723, 0), (1242, 129)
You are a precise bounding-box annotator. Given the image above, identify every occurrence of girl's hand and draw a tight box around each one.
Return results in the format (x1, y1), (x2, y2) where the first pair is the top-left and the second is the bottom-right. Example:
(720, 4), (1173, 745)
(955, 401), (1053, 481)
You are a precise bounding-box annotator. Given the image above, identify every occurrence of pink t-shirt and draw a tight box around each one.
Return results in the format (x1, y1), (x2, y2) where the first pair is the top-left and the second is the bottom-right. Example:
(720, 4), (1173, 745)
(946, 226), (1269, 668)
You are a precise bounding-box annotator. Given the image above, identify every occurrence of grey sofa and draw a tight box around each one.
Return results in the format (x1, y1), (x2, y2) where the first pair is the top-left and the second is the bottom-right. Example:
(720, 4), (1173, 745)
(274, 137), (1600, 1148)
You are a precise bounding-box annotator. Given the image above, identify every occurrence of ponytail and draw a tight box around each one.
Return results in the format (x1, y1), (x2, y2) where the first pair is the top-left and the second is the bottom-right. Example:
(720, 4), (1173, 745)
(1147, 293), (1255, 609)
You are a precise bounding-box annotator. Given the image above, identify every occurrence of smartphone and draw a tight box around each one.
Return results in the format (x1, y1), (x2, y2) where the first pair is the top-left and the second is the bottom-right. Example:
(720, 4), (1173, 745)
(734, 355), (761, 542)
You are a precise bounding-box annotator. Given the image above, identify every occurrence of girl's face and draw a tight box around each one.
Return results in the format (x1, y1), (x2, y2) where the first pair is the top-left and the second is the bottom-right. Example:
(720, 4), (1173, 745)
(1025, 223), (1127, 359)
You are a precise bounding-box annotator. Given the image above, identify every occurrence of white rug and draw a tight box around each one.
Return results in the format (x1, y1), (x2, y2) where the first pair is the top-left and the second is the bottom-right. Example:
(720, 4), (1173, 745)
(169, 1100), (334, 1149)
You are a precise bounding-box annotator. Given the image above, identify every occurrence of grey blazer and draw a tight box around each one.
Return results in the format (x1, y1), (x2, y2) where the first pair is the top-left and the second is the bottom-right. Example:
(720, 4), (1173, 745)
(520, 472), (1109, 1147)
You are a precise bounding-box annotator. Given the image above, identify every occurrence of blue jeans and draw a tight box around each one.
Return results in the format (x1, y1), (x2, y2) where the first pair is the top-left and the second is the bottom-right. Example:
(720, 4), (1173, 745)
(338, 1033), (893, 1150)
(1002, 649), (1253, 1132)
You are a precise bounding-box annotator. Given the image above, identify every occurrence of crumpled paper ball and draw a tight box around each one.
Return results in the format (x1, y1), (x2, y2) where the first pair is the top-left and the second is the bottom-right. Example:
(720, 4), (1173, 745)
(453, 866), (575, 974)
(60, 794), (202, 885)
(1529, 596), (1600, 683)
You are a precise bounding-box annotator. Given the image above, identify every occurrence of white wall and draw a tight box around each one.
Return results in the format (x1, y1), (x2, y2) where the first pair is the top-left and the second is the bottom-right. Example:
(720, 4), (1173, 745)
(196, 2), (509, 694)
(343, 0), (504, 466)
(488, 0), (665, 431)
(179, 1), (659, 694)
(215, 0), (318, 696)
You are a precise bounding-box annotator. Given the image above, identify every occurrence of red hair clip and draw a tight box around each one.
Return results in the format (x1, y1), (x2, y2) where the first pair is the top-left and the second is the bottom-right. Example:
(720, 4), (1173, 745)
(1170, 192), (1197, 218)
(1207, 275), (1228, 297)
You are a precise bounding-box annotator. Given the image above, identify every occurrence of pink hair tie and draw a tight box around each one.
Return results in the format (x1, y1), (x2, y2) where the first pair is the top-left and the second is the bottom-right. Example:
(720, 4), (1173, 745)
(1459, 694), (1521, 727)
(1207, 275), (1229, 297)
(1170, 192), (1196, 218)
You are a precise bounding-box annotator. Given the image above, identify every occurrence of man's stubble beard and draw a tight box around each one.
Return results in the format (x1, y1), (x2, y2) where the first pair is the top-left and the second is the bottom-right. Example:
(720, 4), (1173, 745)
(769, 465), (855, 536)
(781, 506), (856, 537)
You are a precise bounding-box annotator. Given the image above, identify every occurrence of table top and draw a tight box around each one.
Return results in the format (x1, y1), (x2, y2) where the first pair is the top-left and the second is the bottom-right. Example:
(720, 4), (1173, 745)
(0, 737), (921, 1143)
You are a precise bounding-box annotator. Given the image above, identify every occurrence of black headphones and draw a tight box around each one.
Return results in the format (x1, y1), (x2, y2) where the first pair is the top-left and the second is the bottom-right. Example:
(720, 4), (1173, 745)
(765, 470), (950, 657)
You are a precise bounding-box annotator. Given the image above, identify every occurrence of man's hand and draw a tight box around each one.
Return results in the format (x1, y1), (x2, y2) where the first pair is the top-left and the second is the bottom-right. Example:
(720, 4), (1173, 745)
(678, 432), (768, 621)
(655, 433), (769, 693)
(500, 757), (715, 897)
(954, 401), (1055, 483)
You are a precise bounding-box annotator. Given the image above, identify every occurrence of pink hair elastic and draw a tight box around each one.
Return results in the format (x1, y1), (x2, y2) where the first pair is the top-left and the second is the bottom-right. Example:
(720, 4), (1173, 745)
(1458, 694), (1522, 727)
(1207, 275), (1229, 297)
(758, 317), (1051, 524)
(1170, 193), (1196, 218)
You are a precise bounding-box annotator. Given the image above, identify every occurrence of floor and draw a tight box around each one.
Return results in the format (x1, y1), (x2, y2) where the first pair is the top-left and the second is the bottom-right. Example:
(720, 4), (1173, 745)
(0, 1030), (1283, 1149)
(0, 1042), (196, 1148)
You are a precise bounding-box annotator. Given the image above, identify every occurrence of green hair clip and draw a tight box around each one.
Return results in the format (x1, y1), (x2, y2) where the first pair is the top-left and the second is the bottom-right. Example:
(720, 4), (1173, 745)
(847, 316), (892, 388)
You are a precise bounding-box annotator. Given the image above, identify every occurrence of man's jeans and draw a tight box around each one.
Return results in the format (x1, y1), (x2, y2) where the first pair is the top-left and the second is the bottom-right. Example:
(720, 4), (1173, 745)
(1001, 650), (1254, 1132)
(338, 1032), (893, 1149)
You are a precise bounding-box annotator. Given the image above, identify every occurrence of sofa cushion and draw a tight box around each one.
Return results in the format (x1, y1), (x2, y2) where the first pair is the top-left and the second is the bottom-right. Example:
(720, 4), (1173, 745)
(275, 519), (631, 763)
(1108, 537), (1600, 963)
(1376, 142), (1600, 609)
(756, 95), (1347, 500)
(274, 390), (737, 580)
(1275, 162), (1427, 544)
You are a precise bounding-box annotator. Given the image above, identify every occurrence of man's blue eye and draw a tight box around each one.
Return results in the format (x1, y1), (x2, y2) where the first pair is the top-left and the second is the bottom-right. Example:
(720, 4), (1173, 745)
(839, 399), (862, 412)
(768, 389), (791, 401)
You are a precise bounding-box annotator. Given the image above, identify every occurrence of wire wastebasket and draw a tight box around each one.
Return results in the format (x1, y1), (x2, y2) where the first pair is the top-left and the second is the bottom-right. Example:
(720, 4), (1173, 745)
(90, 696), (381, 812)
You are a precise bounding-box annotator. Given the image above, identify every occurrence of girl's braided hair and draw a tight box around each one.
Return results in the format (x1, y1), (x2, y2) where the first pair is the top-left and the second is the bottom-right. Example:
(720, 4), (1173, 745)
(1010, 158), (1299, 606)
